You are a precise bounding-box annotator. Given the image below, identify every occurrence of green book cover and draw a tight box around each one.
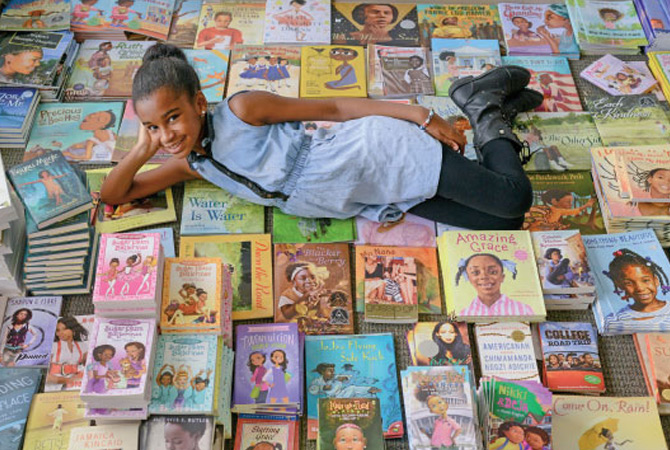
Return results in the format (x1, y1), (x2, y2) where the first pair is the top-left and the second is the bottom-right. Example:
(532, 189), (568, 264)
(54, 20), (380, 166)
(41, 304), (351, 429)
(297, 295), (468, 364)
(318, 398), (385, 450)
(272, 208), (356, 243)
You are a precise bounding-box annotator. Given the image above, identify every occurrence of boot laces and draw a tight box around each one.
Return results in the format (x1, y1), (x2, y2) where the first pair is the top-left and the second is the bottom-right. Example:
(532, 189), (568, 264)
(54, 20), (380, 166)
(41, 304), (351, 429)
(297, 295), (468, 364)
(519, 140), (539, 166)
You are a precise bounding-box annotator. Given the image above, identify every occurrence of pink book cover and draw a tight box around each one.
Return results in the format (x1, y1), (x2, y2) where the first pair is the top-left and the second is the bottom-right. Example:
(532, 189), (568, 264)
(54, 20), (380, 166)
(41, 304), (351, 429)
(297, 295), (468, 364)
(355, 213), (436, 247)
(580, 54), (658, 96)
(80, 318), (155, 399)
(93, 232), (162, 304)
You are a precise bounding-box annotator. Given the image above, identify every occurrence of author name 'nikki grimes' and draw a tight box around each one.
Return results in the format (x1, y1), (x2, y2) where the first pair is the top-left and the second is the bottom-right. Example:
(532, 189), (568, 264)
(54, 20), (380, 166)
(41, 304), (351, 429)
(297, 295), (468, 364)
(455, 232), (519, 253)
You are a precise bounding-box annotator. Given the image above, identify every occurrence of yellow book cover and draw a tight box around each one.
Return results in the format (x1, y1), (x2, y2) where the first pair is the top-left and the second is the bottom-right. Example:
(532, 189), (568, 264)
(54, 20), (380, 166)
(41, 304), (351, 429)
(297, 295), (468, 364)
(438, 230), (545, 320)
(180, 234), (273, 320)
(300, 45), (367, 98)
(23, 391), (88, 450)
(552, 396), (667, 449)
(195, 3), (265, 50)
(161, 257), (223, 333)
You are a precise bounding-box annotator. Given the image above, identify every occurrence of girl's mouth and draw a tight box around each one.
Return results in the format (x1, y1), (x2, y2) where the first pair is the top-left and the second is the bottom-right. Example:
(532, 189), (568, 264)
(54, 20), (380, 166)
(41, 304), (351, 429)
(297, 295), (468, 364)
(163, 137), (185, 153)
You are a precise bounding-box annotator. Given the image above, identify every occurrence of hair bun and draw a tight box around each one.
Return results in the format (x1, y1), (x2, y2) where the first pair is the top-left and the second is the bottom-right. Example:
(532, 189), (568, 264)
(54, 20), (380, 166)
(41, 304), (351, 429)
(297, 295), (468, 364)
(143, 43), (187, 64)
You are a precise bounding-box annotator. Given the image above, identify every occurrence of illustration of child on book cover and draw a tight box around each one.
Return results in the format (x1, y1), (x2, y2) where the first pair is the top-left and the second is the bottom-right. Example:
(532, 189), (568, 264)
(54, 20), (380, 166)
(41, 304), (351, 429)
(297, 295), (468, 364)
(142, 416), (214, 450)
(0, 0), (71, 31)
(195, 3), (265, 50)
(332, 3), (420, 46)
(0, 31), (72, 86)
(264, 0), (330, 44)
(228, 45), (300, 98)
(318, 398), (384, 450)
(300, 45), (367, 98)
(532, 230), (594, 294)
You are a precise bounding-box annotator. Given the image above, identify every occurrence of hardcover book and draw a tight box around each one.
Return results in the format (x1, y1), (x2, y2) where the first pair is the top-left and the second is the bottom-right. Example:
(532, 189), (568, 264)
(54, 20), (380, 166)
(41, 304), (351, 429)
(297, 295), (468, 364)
(354, 213), (436, 248)
(227, 45), (302, 98)
(45, 314), (95, 392)
(68, 423), (140, 450)
(263, 0), (330, 44)
(474, 321), (540, 382)
(0, 87), (39, 133)
(300, 45), (367, 98)
(0, 369), (42, 450)
(431, 38), (501, 95)
(376, 45), (434, 97)
(417, 4), (504, 47)
(195, 2), (265, 49)
(531, 230), (595, 294)
(185, 49), (230, 103)
(112, 101), (171, 164)
(23, 391), (88, 450)
(272, 208), (356, 243)
(274, 243), (354, 334)
(578, 0), (648, 47)
(406, 321), (472, 367)
(167, 0), (203, 48)
(332, 3), (420, 47)
(0, 0), (70, 31)
(642, 333), (670, 409)
(318, 398), (384, 450)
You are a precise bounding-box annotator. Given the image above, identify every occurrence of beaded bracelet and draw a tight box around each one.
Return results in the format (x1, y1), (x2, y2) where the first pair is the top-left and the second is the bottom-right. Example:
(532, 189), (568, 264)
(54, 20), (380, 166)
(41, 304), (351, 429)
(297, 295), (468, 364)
(419, 108), (435, 131)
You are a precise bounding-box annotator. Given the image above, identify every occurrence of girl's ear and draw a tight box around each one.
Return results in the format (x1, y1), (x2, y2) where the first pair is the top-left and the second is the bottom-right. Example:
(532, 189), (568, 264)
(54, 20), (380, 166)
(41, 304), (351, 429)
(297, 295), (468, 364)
(195, 91), (207, 116)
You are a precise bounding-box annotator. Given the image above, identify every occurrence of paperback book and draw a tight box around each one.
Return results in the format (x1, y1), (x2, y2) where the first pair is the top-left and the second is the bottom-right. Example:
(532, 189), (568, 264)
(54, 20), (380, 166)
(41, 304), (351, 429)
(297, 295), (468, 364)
(227, 45), (301, 98)
(68, 423), (140, 450)
(355, 213), (436, 248)
(318, 398), (384, 450)
(264, 0), (330, 44)
(195, 2), (265, 49)
(581, 54), (659, 96)
(112, 101), (171, 164)
(617, 144), (670, 203)
(185, 49), (230, 103)
(431, 38), (501, 95)
(0, 369), (42, 450)
(417, 4), (504, 47)
(0, 87), (40, 148)
(375, 45), (434, 97)
(272, 208), (356, 243)
(22, 391), (88, 450)
(0, 0), (70, 31)
(300, 45), (367, 98)
(167, 0), (203, 48)
(45, 314), (95, 392)
(636, 332), (670, 412)
(474, 321), (540, 382)
(332, 3), (419, 47)
(406, 321), (472, 367)
(233, 417), (299, 450)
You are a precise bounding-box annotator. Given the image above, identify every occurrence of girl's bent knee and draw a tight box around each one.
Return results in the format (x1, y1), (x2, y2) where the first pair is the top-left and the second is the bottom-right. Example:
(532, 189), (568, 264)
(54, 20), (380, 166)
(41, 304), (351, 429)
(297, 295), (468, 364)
(497, 178), (533, 219)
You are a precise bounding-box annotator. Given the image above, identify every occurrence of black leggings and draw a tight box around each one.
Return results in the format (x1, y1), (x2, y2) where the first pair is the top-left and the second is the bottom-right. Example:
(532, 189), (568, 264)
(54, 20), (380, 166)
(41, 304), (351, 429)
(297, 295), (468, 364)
(410, 139), (533, 230)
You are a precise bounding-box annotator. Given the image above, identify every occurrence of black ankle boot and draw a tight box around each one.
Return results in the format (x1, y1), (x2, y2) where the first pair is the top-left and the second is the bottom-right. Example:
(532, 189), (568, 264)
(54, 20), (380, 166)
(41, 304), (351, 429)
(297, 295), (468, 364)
(503, 88), (544, 123)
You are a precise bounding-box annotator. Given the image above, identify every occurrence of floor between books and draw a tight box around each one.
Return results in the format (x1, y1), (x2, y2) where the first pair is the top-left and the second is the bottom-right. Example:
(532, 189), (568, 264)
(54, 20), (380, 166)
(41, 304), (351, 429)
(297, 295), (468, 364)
(2, 54), (670, 448)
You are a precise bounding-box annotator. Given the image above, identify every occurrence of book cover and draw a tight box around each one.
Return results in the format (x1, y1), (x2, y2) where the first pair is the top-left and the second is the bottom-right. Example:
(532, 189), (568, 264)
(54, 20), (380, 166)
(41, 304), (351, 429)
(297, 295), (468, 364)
(629, 60), (666, 102)
(524, 171), (605, 234)
(68, 423), (140, 450)
(0, 0), (70, 31)
(417, 4), (504, 47)
(580, 0), (647, 47)
(274, 243), (354, 334)
(332, 3), (419, 47)
(416, 95), (477, 160)
(431, 38), (501, 96)
(22, 391), (88, 450)
(111, 101), (171, 164)
(227, 45), (301, 98)
(185, 49), (230, 103)
(376, 45), (434, 96)
(149, 334), (218, 414)
(618, 144), (670, 203)
(502, 55), (582, 112)
(167, 0), (203, 48)
(0, 369), (42, 450)
(305, 333), (403, 439)
(180, 234), (273, 320)
(160, 258), (222, 333)
(0, 87), (38, 132)
(195, 2), (265, 49)
(538, 321), (604, 392)
(355, 245), (441, 316)
(93, 233), (161, 304)
(181, 179), (265, 235)
(513, 112), (601, 171)
(552, 396), (666, 449)
(143, 227), (175, 258)
(645, 333), (670, 406)
(531, 230), (594, 294)
(233, 417), (298, 450)
(65, 41), (153, 102)
(581, 54), (658, 96)
(80, 318), (155, 400)
(0, 296), (62, 367)
(272, 208), (355, 243)
(45, 314), (95, 392)
(438, 230), (545, 320)
(354, 213), (436, 248)
(406, 321), (472, 366)
(264, 0), (330, 44)
(475, 321), (540, 381)
(24, 102), (124, 163)
(300, 45), (367, 98)
(318, 398), (384, 450)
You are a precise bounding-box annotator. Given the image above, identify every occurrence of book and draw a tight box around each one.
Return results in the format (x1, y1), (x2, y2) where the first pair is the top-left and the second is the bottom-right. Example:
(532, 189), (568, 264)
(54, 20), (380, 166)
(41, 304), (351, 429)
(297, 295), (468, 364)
(68, 423), (140, 450)
(354, 213), (436, 248)
(0, 87), (40, 148)
(9, 151), (93, 229)
(167, 0), (203, 48)
(181, 179), (265, 235)
(305, 333), (403, 439)
(185, 49), (230, 103)
(524, 171), (605, 234)
(375, 45), (434, 97)
(111, 101), (171, 164)
(300, 45), (367, 98)
(581, 54), (659, 96)
(355, 245), (441, 317)
(0, 296), (62, 368)
(23, 101), (124, 163)
(84, 406), (147, 421)
(227, 45), (301, 98)
(272, 208), (356, 243)
(431, 38), (501, 96)
(233, 417), (299, 450)
(417, 4), (504, 47)
(474, 321), (540, 382)
(0, 0), (70, 31)
(513, 112), (602, 171)
(264, 0), (330, 44)
(617, 144), (670, 203)
(22, 391), (88, 450)
(195, 2), (265, 50)
(318, 398), (384, 450)
(180, 234), (273, 321)
(149, 334), (218, 415)
(572, 0), (648, 50)
(416, 95), (477, 160)
(332, 3), (420, 47)
(215, 345), (234, 435)
(637, 333), (670, 412)
(273, 243), (354, 334)
(45, 314), (95, 392)
(0, 369), (42, 450)
(143, 227), (175, 258)
(437, 230), (546, 321)
(141, 416), (213, 449)
(538, 321), (605, 393)
(406, 321), (472, 367)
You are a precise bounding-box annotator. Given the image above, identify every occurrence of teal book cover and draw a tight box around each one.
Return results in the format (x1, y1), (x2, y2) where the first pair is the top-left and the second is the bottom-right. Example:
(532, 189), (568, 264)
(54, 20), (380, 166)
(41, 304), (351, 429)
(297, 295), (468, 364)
(272, 208), (356, 243)
(0, 369), (42, 450)
(185, 49), (230, 103)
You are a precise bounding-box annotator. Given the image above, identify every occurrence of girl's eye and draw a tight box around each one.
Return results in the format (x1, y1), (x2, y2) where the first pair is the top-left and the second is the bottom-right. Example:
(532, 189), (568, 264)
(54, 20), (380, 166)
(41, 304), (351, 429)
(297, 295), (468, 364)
(168, 114), (179, 122)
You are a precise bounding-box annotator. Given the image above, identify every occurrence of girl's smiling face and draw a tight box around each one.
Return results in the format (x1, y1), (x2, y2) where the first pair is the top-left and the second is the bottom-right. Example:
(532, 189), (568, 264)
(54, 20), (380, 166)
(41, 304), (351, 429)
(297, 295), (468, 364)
(271, 351), (285, 365)
(504, 426), (526, 444)
(55, 322), (73, 342)
(617, 264), (659, 307)
(466, 255), (504, 298)
(437, 323), (457, 344)
(126, 344), (142, 360)
(334, 427), (366, 450)
(293, 268), (317, 293)
(250, 352), (265, 367)
(100, 349), (114, 363)
(525, 431), (545, 450)
(164, 423), (198, 450)
(648, 169), (670, 196)
(160, 373), (172, 386)
(427, 395), (448, 415)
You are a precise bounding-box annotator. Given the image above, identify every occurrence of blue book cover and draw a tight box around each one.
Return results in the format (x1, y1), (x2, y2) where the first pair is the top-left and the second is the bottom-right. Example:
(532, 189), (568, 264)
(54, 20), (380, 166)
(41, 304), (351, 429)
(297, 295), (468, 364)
(142, 227), (175, 257)
(583, 229), (670, 334)
(149, 334), (218, 414)
(0, 296), (62, 368)
(431, 38), (501, 95)
(0, 88), (38, 132)
(0, 368), (42, 450)
(184, 49), (230, 103)
(8, 151), (92, 228)
(305, 333), (404, 439)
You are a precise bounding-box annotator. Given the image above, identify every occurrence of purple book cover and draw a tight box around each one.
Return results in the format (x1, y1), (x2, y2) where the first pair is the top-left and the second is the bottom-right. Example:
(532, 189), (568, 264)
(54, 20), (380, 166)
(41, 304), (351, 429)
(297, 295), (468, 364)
(580, 54), (658, 96)
(233, 323), (301, 408)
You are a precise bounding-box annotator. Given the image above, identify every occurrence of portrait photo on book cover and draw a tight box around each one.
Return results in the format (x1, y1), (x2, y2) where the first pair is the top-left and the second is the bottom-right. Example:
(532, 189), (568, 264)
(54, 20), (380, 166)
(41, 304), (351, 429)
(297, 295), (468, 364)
(331, 3), (419, 46)
(363, 254), (417, 307)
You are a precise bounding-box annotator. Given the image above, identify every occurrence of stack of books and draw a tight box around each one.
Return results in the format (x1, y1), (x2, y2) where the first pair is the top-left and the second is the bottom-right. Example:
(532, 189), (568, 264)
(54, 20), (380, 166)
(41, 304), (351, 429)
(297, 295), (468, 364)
(634, 332), (670, 414)
(634, 0), (670, 51)
(648, 51), (670, 101)
(0, 87), (40, 149)
(92, 232), (165, 318)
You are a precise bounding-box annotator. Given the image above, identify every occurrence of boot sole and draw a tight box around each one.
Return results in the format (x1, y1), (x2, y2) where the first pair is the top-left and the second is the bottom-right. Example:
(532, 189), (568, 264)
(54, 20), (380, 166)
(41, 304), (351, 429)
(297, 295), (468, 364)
(448, 66), (531, 105)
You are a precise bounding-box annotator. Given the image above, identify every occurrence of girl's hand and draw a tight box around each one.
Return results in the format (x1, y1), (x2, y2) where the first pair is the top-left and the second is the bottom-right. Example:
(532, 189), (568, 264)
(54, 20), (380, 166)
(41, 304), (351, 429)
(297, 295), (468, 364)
(132, 123), (161, 160)
(424, 115), (466, 153)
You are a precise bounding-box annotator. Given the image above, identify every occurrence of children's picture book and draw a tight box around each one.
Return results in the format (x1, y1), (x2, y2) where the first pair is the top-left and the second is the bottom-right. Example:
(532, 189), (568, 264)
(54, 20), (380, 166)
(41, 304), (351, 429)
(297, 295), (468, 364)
(300, 45), (367, 97)
(0, 87), (39, 148)
(305, 333), (403, 439)
(431, 38), (501, 95)
(160, 258), (222, 334)
(167, 0), (203, 47)
(0, 369), (42, 450)
(180, 234), (273, 320)
(184, 49), (230, 103)
(375, 45), (434, 97)
(23, 102), (124, 163)
(355, 245), (441, 316)
(416, 95), (477, 160)
(581, 54), (658, 96)
(272, 208), (356, 243)
(538, 321), (605, 393)
(0, 296), (62, 368)
(22, 391), (88, 450)
(524, 171), (605, 234)
(580, 0), (648, 47)
(417, 4), (504, 47)
(355, 213), (436, 248)
(642, 333), (670, 409)
(318, 398), (384, 450)
(233, 417), (299, 450)
(0, 0), (70, 31)
(65, 41), (153, 102)
(274, 243), (353, 334)
(68, 423), (140, 450)
(264, 0), (330, 44)
(437, 230), (546, 321)
(195, 2), (265, 49)
(143, 227), (175, 258)
(181, 179), (265, 235)
(531, 230), (595, 294)
(502, 55), (582, 112)
(111, 101), (171, 164)
(227, 45), (301, 98)
(332, 3), (420, 47)
(45, 314), (95, 392)
(149, 334), (218, 414)
(514, 112), (602, 171)
(474, 321), (540, 381)
(617, 144), (670, 203)
(406, 321), (472, 367)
